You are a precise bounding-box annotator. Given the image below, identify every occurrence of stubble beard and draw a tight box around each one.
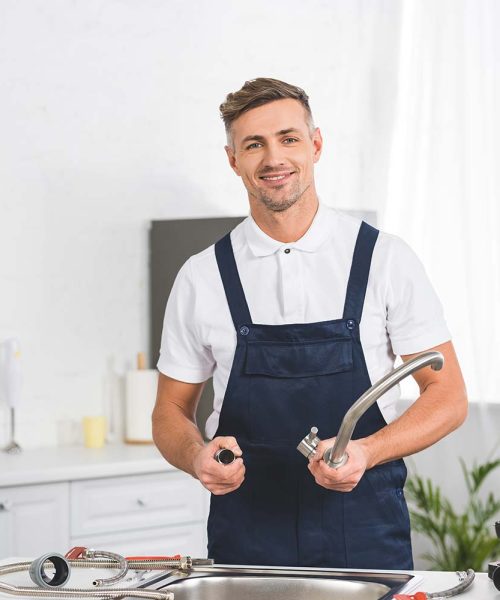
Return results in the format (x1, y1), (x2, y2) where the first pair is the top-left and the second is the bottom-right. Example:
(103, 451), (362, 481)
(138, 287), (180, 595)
(254, 180), (310, 213)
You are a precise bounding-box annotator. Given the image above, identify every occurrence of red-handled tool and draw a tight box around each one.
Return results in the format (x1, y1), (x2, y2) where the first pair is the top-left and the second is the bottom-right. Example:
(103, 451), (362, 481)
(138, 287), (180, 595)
(64, 547), (87, 559)
(125, 555), (181, 561)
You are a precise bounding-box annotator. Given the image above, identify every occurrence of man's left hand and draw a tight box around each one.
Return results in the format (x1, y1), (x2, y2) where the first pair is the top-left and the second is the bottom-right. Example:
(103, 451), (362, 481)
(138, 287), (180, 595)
(308, 438), (371, 492)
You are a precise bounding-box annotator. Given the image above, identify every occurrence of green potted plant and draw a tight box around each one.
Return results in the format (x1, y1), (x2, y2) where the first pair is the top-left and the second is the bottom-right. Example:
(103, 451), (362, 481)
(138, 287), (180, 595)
(406, 458), (500, 571)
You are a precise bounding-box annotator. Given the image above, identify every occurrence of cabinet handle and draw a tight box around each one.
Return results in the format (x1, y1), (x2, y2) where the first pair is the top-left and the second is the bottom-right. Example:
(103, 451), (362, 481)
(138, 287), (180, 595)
(0, 500), (12, 511)
(136, 498), (147, 507)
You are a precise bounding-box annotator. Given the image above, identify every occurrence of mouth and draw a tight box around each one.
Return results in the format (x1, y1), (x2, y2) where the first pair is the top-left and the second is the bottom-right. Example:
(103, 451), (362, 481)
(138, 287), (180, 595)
(258, 171), (295, 186)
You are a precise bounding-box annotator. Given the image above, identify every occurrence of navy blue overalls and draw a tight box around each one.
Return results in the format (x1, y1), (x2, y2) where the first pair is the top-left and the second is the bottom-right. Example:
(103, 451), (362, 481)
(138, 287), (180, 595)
(207, 221), (413, 570)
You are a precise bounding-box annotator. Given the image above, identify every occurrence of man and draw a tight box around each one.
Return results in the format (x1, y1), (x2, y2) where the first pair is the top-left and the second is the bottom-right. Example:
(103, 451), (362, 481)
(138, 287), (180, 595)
(152, 78), (467, 569)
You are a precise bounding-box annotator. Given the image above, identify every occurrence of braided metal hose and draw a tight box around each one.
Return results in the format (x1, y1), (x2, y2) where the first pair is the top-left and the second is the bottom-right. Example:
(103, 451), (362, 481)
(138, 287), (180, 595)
(0, 557), (207, 577)
(427, 569), (475, 598)
(0, 552), (213, 600)
(0, 580), (173, 600)
(83, 550), (128, 587)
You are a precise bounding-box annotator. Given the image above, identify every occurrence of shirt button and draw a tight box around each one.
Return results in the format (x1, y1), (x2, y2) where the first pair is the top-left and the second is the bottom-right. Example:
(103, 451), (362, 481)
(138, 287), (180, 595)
(284, 248), (291, 254)
(239, 326), (250, 336)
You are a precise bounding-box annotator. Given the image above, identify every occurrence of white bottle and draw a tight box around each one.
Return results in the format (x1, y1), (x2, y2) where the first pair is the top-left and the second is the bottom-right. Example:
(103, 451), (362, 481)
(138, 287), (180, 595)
(1, 338), (22, 409)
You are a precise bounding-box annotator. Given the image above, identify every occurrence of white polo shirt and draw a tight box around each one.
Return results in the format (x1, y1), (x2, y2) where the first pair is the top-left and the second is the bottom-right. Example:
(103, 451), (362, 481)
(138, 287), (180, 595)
(158, 204), (450, 438)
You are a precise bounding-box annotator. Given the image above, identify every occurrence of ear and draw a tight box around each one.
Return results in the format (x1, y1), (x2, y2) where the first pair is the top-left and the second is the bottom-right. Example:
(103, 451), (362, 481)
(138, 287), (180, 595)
(311, 128), (323, 163)
(225, 145), (241, 176)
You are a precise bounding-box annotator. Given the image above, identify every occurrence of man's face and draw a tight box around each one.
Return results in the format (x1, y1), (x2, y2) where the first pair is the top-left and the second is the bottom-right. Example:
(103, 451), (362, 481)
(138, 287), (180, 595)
(225, 99), (323, 213)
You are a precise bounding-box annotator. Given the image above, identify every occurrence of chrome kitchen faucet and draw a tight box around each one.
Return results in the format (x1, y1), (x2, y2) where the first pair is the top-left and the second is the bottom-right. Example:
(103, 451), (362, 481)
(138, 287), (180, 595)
(297, 351), (444, 468)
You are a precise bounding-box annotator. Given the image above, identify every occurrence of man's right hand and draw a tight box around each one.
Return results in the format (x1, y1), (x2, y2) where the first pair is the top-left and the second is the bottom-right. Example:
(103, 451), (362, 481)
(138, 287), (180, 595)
(192, 436), (245, 495)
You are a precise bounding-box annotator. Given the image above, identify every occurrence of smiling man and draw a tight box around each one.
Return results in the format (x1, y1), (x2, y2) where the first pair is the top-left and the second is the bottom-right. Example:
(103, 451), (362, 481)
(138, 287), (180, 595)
(152, 78), (467, 569)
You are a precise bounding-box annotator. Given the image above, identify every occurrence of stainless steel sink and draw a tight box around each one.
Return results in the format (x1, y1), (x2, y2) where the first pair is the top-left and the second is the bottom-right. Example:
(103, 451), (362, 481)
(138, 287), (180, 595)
(142, 565), (414, 600)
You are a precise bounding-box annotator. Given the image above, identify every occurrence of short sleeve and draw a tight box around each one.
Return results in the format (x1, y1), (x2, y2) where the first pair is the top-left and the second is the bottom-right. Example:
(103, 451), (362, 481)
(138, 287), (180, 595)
(385, 236), (451, 356)
(157, 258), (215, 383)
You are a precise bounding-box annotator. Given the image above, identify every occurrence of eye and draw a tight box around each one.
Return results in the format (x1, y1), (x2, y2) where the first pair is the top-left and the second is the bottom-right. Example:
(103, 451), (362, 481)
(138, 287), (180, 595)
(283, 137), (299, 144)
(246, 142), (263, 150)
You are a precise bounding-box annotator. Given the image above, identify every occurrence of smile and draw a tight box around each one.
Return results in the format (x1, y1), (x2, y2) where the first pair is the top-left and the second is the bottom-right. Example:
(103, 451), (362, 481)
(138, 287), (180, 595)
(259, 171), (295, 183)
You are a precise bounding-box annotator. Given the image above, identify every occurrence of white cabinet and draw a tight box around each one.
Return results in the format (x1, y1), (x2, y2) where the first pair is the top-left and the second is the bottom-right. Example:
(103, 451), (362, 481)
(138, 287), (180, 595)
(0, 482), (70, 557)
(0, 469), (208, 560)
(70, 472), (208, 557)
(71, 472), (204, 536)
(71, 522), (206, 557)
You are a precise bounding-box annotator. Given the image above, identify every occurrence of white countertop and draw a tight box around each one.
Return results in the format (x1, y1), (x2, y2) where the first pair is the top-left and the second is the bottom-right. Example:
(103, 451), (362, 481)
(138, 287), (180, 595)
(413, 570), (495, 598)
(0, 559), (496, 599)
(0, 444), (173, 487)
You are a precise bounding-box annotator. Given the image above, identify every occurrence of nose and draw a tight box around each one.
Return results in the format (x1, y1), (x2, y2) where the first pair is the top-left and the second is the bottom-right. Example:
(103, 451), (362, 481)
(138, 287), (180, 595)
(261, 140), (286, 169)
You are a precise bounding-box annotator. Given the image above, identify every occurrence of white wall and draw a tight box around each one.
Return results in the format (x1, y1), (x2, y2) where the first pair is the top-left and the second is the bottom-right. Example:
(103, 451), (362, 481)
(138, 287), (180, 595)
(0, 0), (402, 447)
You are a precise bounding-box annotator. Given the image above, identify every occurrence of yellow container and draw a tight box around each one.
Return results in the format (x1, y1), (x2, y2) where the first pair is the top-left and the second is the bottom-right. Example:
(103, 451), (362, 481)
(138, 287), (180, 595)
(82, 416), (107, 448)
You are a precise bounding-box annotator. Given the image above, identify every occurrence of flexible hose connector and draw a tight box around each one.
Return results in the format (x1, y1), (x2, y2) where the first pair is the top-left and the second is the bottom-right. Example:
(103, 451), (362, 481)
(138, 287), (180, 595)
(0, 551), (214, 599)
(0, 581), (173, 600)
(82, 549), (128, 587)
(395, 569), (476, 600)
(0, 557), (212, 577)
(427, 569), (475, 598)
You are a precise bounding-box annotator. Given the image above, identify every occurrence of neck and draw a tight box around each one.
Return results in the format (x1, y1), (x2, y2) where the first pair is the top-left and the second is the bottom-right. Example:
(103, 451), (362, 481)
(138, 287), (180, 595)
(250, 193), (319, 243)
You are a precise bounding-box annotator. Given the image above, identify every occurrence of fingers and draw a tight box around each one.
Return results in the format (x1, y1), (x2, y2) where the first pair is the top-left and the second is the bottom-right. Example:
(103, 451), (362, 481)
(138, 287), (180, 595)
(206, 459), (246, 495)
(213, 435), (243, 457)
(193, 437), (246, 495)
(308, 460), (358, 492)
(308, 438), (336, 463)
(307, 439), (369, 492)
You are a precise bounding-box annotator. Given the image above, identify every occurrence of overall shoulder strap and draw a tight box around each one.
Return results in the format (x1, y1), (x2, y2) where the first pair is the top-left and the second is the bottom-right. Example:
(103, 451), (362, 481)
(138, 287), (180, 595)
(342, 221), (379, 323)
(214, 233), (252, 329)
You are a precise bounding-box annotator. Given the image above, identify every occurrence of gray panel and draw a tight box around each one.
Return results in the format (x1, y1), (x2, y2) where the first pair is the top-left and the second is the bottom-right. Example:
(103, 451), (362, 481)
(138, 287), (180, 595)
(150, 210), (376, 438)
(150, 217), (245, 437)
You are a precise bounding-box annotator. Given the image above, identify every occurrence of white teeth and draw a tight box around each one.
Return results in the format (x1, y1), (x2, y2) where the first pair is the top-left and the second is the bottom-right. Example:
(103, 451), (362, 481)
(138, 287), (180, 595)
(263, 175), (286, 181)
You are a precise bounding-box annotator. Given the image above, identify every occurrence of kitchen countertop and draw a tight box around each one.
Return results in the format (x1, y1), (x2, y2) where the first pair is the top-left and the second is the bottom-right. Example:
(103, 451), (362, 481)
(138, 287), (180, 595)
(0, 444), (172, 487)
(412, 570), (496, 598)
(0, 559), (496, 599)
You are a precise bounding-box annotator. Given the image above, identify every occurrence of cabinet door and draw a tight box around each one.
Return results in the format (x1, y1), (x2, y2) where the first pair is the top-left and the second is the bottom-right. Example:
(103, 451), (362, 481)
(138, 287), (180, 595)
(71, 472), (206, 536)
(71, 522), (207, 558)
(0, 482), (70, 559)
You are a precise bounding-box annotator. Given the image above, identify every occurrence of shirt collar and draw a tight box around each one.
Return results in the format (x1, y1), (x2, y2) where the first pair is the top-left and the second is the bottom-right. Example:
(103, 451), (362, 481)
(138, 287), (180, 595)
(244, 203), (332, 257)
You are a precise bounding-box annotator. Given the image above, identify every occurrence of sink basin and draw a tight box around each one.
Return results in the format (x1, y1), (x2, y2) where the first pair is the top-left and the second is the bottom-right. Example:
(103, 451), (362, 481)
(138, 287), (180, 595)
(144, 565), (414, 600)
(162, 575), (389, 600)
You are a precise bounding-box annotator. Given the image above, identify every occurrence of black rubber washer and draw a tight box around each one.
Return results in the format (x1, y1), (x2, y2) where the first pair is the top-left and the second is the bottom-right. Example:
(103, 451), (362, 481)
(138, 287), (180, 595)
(488, 561), (499, 579)
(29, 553), (71, 588)
(493, 565), (500, 591)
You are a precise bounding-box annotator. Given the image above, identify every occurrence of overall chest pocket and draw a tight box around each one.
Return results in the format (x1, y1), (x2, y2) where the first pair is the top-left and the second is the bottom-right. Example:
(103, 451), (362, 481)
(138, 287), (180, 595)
(244, 337), (353, 378)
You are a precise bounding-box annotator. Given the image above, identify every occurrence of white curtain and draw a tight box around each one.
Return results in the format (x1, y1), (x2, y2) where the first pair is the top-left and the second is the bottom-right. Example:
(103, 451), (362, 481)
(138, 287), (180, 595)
(382, 0), (500, 402)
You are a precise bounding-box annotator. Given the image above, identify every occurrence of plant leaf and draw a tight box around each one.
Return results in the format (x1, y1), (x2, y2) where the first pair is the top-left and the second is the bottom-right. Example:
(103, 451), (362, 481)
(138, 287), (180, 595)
(407, 456), (500, 571)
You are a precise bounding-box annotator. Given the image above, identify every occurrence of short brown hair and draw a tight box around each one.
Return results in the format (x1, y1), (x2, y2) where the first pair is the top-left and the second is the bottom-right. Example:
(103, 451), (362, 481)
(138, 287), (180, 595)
(220, 77), (314, 143)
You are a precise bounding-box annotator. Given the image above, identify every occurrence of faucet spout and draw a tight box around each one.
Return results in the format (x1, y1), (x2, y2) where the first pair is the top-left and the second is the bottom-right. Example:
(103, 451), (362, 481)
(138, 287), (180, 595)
(323, 350), (444, 468)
